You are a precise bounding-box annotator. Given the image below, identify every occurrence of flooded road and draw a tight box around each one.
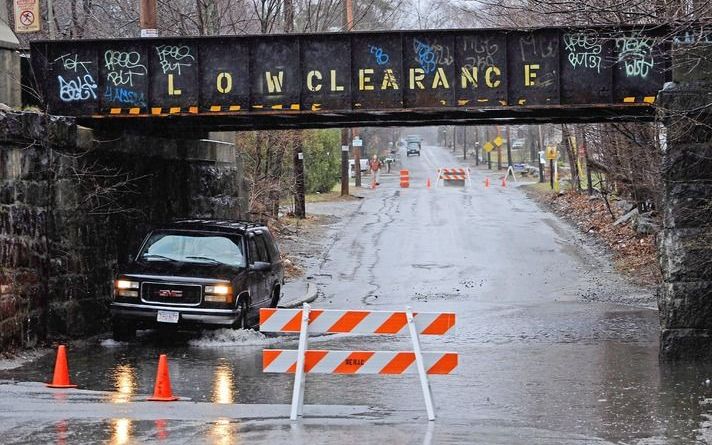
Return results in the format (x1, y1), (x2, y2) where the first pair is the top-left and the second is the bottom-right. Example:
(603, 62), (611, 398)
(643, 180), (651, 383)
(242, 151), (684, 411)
(2, 145), (711, 444)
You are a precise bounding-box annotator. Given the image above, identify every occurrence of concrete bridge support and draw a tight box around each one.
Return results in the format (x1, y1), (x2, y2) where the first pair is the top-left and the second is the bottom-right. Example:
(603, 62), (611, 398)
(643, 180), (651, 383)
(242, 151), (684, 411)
(658, 45), (712, 359)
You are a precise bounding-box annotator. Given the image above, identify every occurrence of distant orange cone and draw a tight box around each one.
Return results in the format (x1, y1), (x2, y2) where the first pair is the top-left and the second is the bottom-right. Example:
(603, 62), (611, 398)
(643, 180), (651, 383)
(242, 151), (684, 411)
(501, 177), (507, 187)
(426, 178), (431, 189)
(47, 345), (77, 388)
(148, 354), (179, 401)
(485, 177), (490, 188)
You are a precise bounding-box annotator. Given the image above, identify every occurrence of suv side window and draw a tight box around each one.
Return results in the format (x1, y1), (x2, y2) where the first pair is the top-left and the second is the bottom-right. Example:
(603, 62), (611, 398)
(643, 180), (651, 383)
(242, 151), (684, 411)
(255, 234), (270, 263)
(247, 237), (259, 265)
(263, 231), (280, 261)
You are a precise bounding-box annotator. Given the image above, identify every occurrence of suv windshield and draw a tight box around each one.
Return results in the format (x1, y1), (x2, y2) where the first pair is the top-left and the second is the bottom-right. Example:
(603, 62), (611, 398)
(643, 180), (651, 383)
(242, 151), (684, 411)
(139, 231), (245, 267)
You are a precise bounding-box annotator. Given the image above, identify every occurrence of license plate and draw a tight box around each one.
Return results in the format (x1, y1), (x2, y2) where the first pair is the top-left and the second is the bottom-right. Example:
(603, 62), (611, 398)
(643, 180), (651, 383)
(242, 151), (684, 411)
(157, 310), (179, 324)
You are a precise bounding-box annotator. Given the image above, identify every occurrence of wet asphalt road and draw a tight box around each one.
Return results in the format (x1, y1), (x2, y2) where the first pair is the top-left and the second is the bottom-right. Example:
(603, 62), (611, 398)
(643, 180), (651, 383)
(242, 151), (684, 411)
(3, 145), (712, 444)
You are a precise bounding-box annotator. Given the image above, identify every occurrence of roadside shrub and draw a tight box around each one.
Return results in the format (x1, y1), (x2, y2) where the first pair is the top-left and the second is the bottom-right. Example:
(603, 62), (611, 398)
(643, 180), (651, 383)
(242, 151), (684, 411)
(303, 129), (341, 194)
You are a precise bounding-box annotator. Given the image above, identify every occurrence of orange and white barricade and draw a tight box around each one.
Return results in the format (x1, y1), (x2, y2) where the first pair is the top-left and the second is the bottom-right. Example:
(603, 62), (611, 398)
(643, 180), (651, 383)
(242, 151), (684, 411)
(260, 305), (457, 421)
(436, 168), (471, 187)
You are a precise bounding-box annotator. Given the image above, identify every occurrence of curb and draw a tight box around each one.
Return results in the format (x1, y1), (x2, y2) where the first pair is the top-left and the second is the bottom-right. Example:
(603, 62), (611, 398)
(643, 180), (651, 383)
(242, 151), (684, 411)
(280, 282), (318, 308)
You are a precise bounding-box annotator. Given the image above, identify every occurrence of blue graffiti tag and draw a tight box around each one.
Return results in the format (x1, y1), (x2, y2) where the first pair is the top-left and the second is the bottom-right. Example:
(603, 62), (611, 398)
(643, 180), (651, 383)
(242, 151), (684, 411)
(413, 39), (437, 74)
(104, 86), (147, 107)
(369, 45), (390, 65)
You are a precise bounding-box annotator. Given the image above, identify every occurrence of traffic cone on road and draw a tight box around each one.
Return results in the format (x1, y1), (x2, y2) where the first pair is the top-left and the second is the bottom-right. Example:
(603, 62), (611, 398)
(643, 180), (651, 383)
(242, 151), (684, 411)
(426, 178), (431, 189)
(148, 354), (179, 401)
(47, 345), (77, 388)
(485, 177), (490, 188)
(501, 177), (507, 187)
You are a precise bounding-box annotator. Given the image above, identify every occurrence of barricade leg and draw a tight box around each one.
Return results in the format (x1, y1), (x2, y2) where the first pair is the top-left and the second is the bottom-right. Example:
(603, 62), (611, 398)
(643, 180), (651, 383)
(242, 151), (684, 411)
(290, 303), (311, 420)
(406, 306), (436, 421)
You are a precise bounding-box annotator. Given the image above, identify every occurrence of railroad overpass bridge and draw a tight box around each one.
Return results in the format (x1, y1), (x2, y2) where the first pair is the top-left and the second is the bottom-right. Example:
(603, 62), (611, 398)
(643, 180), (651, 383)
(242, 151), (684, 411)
(18, 24), (712, 359)
(30, 25), (672, 133)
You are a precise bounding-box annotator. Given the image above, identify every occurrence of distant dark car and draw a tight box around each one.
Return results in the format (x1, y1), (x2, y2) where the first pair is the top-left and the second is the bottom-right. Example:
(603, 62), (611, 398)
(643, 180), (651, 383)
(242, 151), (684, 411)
(406, 142), (421, 156)
(110, 219), (284, 340)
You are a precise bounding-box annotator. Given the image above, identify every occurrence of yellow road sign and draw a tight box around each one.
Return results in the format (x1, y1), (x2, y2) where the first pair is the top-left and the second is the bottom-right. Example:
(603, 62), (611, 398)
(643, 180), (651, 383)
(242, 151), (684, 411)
(493, 135), (504, 147)
(483, 141), (494, 153)
(546, 145), (558, 160)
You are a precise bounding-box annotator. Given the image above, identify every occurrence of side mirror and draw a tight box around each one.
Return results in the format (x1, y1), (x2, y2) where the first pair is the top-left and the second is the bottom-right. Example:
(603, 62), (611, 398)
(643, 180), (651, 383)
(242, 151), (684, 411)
(250, 261), (271, 272)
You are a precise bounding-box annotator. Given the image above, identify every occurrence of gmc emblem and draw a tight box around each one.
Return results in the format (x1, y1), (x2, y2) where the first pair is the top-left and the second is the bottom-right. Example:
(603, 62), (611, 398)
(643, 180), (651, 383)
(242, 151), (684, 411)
(158, 289), (183, 298)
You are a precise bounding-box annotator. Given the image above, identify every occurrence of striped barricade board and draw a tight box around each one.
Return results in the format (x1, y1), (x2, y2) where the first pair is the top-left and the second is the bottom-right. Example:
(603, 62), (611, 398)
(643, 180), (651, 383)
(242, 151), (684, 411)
(263, 350), (458, 375)
(260, 305), (457, 421)
(259, 308), (455, 335)
(437, 168), (471, 186)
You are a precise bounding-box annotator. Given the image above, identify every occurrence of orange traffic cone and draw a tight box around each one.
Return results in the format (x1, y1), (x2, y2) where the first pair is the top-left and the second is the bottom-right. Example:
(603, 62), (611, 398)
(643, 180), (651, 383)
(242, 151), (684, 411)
(485, 177), (490, 188)
(426, 178), (431, 189)
(501, 177), (507, 187)
(47, 345), (77, 388)
(148, 354), (179, 401)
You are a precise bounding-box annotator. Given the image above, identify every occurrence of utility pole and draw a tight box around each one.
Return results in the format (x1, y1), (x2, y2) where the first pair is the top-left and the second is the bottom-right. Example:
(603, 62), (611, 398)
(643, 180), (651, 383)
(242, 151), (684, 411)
(341, 129), (350, 196)
(537, 124), (545, 183)
(342, 0), (361, 188)
(505, 126), (513, 167)
(353, 131), (361, 188)
(139, 0), (158, 37)
(577, 126), (593, 195)
(496, 127), (502, 170)
(486, 126), (492, 170)
(474, 129), (480, 166)
(463, 127), (467, 160)
(293, 137), (306, 218)
(340, 0), (354, 195)
(452, 127), (456, 152)
(284, 0), (305, 217)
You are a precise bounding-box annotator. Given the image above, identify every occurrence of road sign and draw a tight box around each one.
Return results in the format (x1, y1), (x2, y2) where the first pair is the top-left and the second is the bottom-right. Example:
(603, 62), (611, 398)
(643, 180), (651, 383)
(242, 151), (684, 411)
(352, 137), (363, 147)
(483, 142), (494, 153)
(14, 0), (40, 33)
(493, 135), (504, 147)
(546, 145), (558, 160)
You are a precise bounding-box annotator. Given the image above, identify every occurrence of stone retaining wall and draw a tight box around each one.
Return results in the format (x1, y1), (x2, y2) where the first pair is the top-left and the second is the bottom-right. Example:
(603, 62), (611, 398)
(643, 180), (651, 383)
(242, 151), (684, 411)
(0, 110), (244, 349)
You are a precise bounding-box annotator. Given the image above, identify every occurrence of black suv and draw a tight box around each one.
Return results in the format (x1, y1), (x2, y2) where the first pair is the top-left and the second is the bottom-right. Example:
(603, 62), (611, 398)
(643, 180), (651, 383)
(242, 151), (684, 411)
(110, 219), (284, 340)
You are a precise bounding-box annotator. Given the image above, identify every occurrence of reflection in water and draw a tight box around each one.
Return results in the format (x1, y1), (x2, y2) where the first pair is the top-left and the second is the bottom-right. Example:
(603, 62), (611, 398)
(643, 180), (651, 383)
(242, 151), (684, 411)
(212, 362), (236, 404)
(155, 419), (168, 441)
(111, 364), (137, 404)
(52, 392), (68, 402)
(210, 418), (237, 445)
(55, 420), (68, 445)
(110, 418), (132, 445)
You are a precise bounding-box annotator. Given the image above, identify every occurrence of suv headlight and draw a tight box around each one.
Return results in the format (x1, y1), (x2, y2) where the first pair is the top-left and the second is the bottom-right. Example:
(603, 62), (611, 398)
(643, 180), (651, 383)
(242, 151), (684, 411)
(116, 280), (139, 289)
(115, 280), (139, 298)
(204, 285), (233, 303)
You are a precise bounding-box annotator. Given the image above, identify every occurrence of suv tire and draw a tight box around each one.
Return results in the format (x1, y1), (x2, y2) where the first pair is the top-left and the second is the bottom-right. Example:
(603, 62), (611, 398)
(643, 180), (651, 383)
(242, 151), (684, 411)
(270, 286), (281, 308)
(235, 298), (249, 330)
(112, 319), (136, 342)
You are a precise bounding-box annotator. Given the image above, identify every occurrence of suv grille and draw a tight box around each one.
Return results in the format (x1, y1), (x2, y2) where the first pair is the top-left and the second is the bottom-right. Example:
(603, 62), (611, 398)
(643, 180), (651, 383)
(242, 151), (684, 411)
(141, 283), (202, 305)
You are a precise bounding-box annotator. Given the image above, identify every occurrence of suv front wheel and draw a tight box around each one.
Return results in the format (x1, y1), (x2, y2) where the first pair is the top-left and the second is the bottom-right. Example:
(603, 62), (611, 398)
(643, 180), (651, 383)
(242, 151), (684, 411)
(235, 298), (250, 330)
(270, 286), (281, 308)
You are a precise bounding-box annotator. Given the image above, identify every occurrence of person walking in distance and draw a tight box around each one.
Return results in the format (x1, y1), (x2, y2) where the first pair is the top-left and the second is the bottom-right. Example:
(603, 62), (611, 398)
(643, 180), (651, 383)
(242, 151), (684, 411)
(369, 154), (381, 189)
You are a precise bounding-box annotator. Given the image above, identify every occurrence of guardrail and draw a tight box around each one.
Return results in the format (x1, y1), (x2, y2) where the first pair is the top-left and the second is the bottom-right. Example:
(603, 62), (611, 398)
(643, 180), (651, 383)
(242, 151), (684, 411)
(260, 305), (458, 421)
